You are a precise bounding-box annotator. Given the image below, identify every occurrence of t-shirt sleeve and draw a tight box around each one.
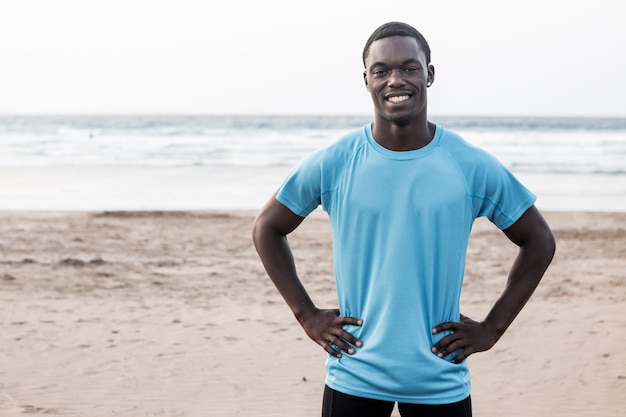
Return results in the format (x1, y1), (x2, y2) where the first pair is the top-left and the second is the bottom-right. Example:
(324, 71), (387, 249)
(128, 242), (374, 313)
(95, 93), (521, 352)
(471, 152), (537, 230)
(276, 150), (324, 217)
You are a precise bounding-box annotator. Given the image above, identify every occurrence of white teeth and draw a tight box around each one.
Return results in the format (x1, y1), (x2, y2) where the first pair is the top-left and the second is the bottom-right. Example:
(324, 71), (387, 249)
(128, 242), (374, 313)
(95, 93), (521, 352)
(387, 95), (410, 103)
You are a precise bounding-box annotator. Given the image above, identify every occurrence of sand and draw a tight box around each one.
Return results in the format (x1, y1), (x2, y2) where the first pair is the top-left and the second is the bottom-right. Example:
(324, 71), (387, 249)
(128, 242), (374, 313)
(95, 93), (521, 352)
(0, 209), (624, 416)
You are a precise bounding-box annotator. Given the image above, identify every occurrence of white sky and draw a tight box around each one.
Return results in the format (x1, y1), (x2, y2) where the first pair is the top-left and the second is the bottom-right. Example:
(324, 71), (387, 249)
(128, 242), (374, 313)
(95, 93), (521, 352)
(0, 0), (625, 116)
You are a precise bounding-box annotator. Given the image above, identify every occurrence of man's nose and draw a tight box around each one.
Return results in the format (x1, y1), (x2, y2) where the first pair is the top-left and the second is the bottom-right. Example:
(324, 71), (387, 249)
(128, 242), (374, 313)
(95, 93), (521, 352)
(387, 69), (406, 87)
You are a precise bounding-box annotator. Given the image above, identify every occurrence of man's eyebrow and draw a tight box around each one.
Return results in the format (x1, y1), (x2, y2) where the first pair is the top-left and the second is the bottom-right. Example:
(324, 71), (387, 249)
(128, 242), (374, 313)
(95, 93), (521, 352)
(368, 59), (421, 68)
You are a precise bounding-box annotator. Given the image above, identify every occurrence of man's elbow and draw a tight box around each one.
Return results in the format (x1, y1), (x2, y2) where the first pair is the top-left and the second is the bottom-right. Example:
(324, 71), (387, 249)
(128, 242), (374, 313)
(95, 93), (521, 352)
(535, 226), (557, 266)
(251, 214), (269, 250)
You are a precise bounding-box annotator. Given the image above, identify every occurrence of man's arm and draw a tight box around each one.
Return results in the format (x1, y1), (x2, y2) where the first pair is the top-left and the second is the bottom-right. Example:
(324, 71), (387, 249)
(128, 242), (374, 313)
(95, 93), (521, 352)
(431, 204), (556, 363)
(252, 193), (362, 358)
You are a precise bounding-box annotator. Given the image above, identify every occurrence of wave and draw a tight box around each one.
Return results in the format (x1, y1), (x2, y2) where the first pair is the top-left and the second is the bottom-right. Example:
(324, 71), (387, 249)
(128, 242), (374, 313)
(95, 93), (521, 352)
(3, 114), (625, 133)
(1, 115), (625, 174)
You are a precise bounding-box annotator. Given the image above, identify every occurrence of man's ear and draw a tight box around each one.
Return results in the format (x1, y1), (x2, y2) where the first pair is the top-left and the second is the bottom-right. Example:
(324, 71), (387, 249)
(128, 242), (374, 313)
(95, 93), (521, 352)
(427, 64), (435, 87)
(363, 70), (369, 90)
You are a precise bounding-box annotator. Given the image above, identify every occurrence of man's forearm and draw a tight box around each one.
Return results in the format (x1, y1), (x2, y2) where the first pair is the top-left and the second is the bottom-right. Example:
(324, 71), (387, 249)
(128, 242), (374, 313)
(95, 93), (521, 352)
(253, 224), (317, 320)
(484, 235), (555, 338)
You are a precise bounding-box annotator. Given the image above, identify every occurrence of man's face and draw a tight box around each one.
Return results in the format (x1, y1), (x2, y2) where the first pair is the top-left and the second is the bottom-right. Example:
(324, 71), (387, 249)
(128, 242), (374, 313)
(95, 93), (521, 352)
(363, 36), (434, 125)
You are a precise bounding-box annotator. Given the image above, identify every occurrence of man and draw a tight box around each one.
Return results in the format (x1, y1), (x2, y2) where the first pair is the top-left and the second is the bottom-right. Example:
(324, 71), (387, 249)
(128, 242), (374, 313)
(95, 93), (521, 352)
(252, 21), (555, 417)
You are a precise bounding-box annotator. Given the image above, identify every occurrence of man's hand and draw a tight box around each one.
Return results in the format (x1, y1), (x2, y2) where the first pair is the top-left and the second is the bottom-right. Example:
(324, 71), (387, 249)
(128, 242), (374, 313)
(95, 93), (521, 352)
(431, 206), (555, 365)
(298, 308), (363, 358)
(254, 198), (364, 358)
(431, 314), (500, 364)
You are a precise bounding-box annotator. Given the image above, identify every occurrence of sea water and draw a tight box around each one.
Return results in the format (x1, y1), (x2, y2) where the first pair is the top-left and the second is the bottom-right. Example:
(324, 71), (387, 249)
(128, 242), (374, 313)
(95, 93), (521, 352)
(0, 115), (624, 211)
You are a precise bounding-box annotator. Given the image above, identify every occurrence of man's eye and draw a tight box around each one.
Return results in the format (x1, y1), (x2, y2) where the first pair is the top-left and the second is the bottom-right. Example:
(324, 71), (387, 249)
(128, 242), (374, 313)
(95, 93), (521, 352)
(405, 67), (419, 72)
(373, 70), (388, 76)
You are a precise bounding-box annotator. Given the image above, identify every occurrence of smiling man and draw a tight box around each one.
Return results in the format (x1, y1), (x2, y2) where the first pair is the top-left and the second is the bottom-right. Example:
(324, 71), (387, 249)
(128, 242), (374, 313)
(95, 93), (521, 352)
(252, 22), (555, 417)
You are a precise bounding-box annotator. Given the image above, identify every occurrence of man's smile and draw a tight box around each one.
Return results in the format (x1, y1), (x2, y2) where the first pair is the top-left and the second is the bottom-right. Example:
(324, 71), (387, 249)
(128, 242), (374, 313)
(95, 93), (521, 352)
(386, 94), (411, 104)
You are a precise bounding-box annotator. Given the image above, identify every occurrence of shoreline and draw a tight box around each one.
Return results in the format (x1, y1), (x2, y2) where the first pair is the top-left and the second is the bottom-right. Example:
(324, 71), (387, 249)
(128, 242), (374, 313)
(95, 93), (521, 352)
(0, 166), (624, 212)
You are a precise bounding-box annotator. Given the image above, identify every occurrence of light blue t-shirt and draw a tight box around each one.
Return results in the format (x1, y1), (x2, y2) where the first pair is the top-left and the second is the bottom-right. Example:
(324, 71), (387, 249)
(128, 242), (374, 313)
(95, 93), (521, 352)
(276, 124), (536, 404)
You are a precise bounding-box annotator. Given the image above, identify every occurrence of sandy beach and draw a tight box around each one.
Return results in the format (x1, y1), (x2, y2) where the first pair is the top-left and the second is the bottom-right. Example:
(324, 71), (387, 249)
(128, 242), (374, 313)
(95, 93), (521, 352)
(0, 209), (624, 416)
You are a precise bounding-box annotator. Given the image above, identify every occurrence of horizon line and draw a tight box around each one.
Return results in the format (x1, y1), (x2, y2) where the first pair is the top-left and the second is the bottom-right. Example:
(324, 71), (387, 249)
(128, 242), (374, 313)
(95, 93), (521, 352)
(1, 113), (626, 119)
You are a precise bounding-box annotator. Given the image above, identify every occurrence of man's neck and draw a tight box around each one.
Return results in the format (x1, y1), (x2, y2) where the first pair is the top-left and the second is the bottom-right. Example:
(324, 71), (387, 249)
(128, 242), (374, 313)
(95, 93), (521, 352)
(371, 118), (435, 152)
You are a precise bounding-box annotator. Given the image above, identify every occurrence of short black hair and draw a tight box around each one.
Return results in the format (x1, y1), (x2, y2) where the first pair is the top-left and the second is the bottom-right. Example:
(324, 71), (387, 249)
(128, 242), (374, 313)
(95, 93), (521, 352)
(362, 22), (431, 67)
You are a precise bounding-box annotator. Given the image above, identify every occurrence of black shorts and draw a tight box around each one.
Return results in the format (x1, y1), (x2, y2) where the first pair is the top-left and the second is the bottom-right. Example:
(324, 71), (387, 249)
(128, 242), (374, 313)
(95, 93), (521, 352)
(322, 385), (472, 417)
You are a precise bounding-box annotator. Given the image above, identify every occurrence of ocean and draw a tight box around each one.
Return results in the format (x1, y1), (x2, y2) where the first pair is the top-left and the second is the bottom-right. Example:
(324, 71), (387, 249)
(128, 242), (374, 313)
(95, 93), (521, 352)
(0, 114), (625, 211)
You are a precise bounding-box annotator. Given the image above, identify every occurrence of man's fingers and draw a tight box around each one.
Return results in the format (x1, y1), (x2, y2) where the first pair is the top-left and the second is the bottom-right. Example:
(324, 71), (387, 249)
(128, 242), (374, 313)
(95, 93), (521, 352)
(336, 317), (363, 347)
(433, 337), (466, 358)
(451, 348), (473, 364)
(335, 316), (363, 326)
(331, 326), (362, 352)
(431, 331), (462, 352)
(320, 328), (363, 357)
(332, 316), (363, 348)
(321, 340), (342, 357)
(320, 336), (353, 357)
(337, 329), (362, 349)
(430, 321), (490, 363)
(431, 321), (460, 334)
(308, 311), (364, 357)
